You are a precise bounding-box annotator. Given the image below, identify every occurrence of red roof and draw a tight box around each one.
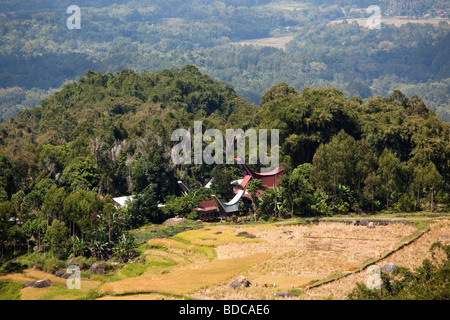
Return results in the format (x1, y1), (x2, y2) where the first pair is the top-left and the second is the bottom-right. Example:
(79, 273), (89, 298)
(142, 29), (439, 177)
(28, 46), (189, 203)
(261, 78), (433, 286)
(233, 175), (252, 194)
(194, 199), (217, 212)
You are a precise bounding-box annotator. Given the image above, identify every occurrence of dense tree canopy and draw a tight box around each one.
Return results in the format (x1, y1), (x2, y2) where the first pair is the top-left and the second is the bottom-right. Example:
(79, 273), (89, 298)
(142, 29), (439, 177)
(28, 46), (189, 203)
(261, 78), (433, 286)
(0, 65), (449, 263)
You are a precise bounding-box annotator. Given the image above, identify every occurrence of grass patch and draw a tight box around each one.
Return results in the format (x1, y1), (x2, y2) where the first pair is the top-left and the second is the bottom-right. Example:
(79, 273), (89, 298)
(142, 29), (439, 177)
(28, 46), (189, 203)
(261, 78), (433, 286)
(77, 289), (105, 300)
(20, 284), (94, 300)
(14, 252), (65, 274)
(149, 238), (217, 261)
(290, 288), (305, 297)
(173, 226), (263, 247)
(88, 272), (122, 283)
(0, 280), (22, 300)
(131, 220), (203, 244)
(118, 263), (147, 279)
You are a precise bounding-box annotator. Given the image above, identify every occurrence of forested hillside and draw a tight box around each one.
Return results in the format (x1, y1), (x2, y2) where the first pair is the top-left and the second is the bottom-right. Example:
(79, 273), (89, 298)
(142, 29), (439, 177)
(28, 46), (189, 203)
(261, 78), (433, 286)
(0, 66), (449, 262)
(0, 0), (449, 121)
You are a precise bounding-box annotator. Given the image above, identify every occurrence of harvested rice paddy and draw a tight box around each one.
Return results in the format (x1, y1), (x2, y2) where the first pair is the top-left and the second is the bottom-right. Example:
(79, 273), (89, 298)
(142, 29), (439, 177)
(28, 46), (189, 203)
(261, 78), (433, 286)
(2, 217), (449, 300)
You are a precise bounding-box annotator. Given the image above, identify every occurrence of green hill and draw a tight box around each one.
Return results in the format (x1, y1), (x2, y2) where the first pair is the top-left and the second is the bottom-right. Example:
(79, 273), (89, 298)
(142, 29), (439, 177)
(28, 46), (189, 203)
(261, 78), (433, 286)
(0, 66), (449, 266)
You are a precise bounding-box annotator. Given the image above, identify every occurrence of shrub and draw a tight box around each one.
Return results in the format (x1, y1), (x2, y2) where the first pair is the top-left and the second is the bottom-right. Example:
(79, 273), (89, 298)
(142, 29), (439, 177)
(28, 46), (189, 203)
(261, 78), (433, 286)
(348, 242), (450, 300)
(0, 261), (26, 274)
(16, 252), (65, 273)
(395, 193), (416, 213)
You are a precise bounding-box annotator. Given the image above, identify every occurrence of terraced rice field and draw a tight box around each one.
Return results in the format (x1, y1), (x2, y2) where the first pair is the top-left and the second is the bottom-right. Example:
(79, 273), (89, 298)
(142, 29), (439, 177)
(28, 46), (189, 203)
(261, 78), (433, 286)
(2, 218), (448, 300)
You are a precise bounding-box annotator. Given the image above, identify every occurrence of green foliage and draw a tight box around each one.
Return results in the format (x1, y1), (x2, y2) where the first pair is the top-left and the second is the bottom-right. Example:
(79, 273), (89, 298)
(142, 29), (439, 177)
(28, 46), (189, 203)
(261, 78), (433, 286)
(45, 219), (70, 259)
(0, 261), (26, 274)
(0, 280), (22, 300)
(0, 64), (449, 268)
(0, 153), (15, 200)
(41, 185), (67, 222)
(61, 157), (100, 192)
(280, 163), (315, 216)
(63, 189), (100, 236)
(348, 242), (450, 300)
(210, 166), (238, 201)
(0, 1), (448, 122)
(162, 195), (196, 220)
(257, 184), (285, 219)
(377, 149), (404, 209)
(15, 252), (66, 274)
(115, 232), (138, 263)
(395, 193), (416, 213)
(132, 220), (202, 243)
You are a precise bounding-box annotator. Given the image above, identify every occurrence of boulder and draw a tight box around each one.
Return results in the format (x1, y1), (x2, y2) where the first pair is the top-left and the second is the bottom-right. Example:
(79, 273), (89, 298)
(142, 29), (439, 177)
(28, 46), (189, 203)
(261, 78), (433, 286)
(163, 217), (186, 226)
(61, 273), (72, 279)
(360, 219), (369, 226)
(230, 276), (251, 289)
(367, 222), (375, 229)
(236, 231), (256, 238)
(33, 279), (52, 288)
(23, 279), (52, 289)
(381, 262), (397, 273)
(89, 263), (105, 274)
(54, 269), (66, 278)
(351, 220), (358, 226)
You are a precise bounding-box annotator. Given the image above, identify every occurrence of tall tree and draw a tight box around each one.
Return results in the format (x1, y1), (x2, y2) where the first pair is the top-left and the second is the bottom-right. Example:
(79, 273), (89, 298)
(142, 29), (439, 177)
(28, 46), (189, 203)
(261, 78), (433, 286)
(422, 162), (443, 212)
(377, 148), (403, 209)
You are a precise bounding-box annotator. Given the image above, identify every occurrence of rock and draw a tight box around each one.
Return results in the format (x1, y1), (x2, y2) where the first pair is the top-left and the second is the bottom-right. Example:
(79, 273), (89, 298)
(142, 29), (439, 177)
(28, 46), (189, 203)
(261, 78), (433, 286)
(23, 281), (36, 288)
(61, 273), (72, 279)
(23, 279), (52, 289)
(360, 219), (369, 226)
(274, 291), (296, 298)
(215, 231), (222, 235)
(67, 257), (77, 267)
(54, 269), (66, 278)
(163, 217), (186, 226)
(367, 222), (375, 229)
(237, 231), (256, 238)
(230, 276), (251, 289)
(351, 220), (358, 226)
(381, 262), (397, 273)
(33, 279), (52, 288)
(89, 263), (105, 274)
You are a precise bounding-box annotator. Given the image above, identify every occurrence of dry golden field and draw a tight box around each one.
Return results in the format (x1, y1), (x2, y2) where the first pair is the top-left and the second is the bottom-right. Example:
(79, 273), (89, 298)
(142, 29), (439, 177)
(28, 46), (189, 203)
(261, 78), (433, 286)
(2, 218), (448, 300)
